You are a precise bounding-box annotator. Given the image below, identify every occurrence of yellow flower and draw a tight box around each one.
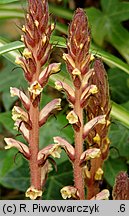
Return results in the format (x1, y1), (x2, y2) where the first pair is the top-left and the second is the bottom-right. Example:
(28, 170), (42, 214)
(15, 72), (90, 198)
(95, 168), (104, 180)
(60, 186), (79, 199)
(23, 48), (32, 59)
(49, 145), (62, 158)
(25, 186), (42, 200)
(28, 81), (43, 100)
(66, 110), (78, 124)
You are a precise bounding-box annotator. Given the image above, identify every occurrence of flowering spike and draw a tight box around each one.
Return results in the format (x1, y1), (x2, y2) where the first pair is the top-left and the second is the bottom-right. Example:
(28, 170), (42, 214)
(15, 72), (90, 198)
(39, 99), (61, 127)
(112, 171), (129, 200)
(4, 138), (30, 159)
(10, 87), (30, 110)
(64, 8), (91, 79)
(83, 115), (106, 139)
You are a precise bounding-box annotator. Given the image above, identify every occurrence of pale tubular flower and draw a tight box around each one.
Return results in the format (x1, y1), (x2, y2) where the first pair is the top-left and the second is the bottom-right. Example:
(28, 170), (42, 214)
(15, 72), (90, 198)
(38, 144), (55, 161)
(94, 168), (104, 181)
(12, 106), (28, 122)
(28, 81), (43, 100)
(14, 120), (29, 142)
(66, 110), (78, 124)
(81, 84), (98, 107)
(72, 68), (81, 80)
(10, 87), (30, 110)
(15, 56), (25, 67)
(90, 189), (110, 200)
(37, 144), (62, 164)
(63, 53), (75, 69)
(60, 186), (79, 199)
(41, 161), (53, 187)
(4, 138), (30, 158)
(49, 144), (62, 158)
(83, 165), (91, 179)
(39, 99), (61, 127)
(22, 48), (32, 59)
(93, 133), (101, 146)
(55, 81), (75, 104)
(83, 115), (106, 139)
(25, 186), (42, 200)
(54, 136), (75, 161)
(38, 63), (61, 85)
(82, 68), (95, 90)
(80, 148), (101, 164)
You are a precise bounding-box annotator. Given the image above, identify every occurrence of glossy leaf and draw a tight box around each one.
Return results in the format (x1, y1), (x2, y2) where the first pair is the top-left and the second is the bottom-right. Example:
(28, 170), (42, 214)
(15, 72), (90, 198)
(0, 0), (19, 4)
(109, 122), (129, 159)
(86, 0), (129, 62)
(1, 38), (129, 75)
(108, 68), (129, 103)
(43, 161), (73, 200)
(104, 157), (127, 187)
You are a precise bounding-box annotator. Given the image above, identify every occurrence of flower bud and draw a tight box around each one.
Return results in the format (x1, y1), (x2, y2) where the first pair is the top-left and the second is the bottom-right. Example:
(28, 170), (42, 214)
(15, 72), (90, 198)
(39, 99), (61, 127)
(4, 138), (30, 159)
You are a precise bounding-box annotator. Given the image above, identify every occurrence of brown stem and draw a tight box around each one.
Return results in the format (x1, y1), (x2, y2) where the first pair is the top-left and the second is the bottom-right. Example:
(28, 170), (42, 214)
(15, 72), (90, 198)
(73, 87), (85, 199)
(87, 157), (103, 199)
(29, 57), (41, 190)
(29, 104), (41, 190)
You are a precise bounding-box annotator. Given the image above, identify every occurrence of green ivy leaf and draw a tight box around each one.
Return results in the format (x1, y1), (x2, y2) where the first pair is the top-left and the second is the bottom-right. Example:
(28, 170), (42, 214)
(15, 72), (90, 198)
(0, 0), (19, 4)
(108, 68), (129, 103)
(103, 157), (127, 187)
(87, 0), (129, 62)
(0, 158), (29, 192)
(0, 149), (24, 190)
(109, 122), (129, 159)
(0, 58), (27, 93)
(43, 160), (73, 200)
(0, 111), (16, 134)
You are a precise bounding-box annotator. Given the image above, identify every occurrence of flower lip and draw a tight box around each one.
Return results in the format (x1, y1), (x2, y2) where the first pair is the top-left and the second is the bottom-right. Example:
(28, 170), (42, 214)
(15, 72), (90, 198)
(53, 136), (75, 161)
(4, 138), (30, 158)
(10, 87), (30, 110)
(80, 148), (101, 166)
(66, 110), (78, 124)
(28, 81), (43, 100)
(25, 186), (42, 200)
(60, 186), (79, 200)
(12, 106), (28, 122)
(39, 98), (61, 127)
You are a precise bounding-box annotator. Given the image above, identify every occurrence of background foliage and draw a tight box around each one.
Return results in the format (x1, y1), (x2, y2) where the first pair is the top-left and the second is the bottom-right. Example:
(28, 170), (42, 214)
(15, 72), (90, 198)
(0, 0), (129, 199)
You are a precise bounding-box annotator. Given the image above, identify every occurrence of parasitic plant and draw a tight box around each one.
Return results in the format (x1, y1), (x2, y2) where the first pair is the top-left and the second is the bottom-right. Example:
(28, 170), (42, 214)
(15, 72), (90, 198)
(4, 0), (61, 200)
(3, 1), (111, 200)
(55, 8), (111, 200)
(113, 171), (129, 200)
